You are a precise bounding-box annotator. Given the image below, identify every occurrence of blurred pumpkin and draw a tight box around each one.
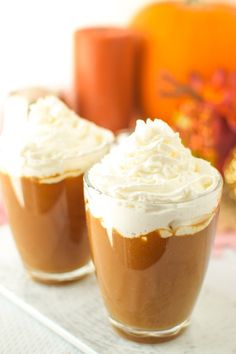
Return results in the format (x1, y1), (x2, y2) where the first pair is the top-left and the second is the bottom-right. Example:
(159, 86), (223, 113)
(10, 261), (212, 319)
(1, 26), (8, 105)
(130, 1), (236, 123)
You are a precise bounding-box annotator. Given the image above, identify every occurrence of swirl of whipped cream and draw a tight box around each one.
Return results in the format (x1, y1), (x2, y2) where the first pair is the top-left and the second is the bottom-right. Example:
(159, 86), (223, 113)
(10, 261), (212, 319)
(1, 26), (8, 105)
(86, 119), (222, 238)
(0, 96), (114, 181)
(89, 119), (220, 203)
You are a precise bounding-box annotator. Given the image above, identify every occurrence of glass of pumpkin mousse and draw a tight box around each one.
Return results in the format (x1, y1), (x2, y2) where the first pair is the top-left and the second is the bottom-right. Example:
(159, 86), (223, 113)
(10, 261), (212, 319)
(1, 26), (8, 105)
(0, 96), (113, 284)
(84, 119), (223, 341)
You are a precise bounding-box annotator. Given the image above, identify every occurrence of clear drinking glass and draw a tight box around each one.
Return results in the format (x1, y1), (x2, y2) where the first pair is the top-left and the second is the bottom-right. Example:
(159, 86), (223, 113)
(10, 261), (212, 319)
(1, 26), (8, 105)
(84, 171), (223, 341)
(0, 144), (112, 284)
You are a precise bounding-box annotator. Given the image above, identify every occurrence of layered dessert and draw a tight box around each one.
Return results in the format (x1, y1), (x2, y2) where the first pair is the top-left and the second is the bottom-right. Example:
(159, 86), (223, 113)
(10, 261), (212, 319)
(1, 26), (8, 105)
(0, 96), (113, 283)
(85, 119), (222, 338)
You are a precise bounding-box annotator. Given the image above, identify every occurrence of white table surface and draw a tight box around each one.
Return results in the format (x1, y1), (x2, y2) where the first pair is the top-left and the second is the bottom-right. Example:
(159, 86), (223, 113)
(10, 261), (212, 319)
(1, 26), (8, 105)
(0, 295), (80, 354)
(0, 225), (236, 354)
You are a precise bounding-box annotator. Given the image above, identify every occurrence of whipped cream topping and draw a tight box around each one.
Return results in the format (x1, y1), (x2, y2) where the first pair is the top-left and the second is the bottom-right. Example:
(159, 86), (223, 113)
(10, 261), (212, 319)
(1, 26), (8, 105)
(0, 96), (114, 181)
(86, 119), (222, 238)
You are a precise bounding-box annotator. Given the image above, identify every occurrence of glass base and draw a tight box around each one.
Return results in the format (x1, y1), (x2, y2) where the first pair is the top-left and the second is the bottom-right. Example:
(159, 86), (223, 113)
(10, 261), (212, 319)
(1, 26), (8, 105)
(27, 261), (94, 284)
(109, 316), (190, 342)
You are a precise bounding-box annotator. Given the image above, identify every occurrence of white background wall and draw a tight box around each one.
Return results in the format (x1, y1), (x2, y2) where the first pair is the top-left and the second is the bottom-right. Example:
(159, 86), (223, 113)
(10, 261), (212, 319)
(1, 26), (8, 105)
(0, 0), (153, 105)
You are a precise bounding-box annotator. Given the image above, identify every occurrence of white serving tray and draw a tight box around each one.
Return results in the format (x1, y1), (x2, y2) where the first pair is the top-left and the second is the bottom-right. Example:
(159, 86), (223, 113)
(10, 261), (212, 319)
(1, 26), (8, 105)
(0, 225), (235, 354)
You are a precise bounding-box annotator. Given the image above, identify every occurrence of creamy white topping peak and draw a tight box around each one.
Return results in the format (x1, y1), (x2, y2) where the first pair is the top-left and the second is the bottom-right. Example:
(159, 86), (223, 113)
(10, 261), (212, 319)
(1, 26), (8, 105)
(0, 96), (113, 180)
(89, 119), (219, 203)
(86, 119), (222, 238)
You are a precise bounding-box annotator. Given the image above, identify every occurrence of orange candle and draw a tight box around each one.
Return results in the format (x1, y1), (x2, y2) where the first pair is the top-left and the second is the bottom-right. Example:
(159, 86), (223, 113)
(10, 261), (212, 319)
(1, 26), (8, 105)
(73, 27), (140, 132)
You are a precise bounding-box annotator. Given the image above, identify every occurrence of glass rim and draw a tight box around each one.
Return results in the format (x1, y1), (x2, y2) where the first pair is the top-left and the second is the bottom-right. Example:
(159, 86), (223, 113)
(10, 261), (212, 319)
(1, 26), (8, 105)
(84, 167), (223, 206)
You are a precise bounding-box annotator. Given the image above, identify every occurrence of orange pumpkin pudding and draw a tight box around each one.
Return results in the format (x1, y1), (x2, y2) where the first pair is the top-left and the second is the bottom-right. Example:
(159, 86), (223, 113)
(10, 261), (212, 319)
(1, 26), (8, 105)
(85, 119), (222, 340)
(0, 96), (113, 283)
